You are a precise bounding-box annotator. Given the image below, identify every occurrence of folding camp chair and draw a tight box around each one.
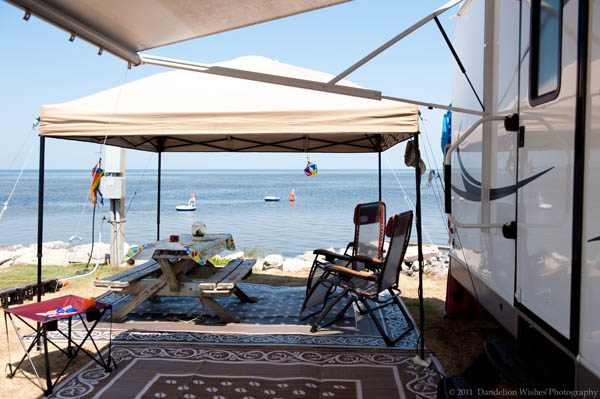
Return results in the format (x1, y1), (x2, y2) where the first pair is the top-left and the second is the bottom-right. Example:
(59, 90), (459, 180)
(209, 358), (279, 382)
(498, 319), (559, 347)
(299, 201), (386, 321)
(309, 211), (415, 347)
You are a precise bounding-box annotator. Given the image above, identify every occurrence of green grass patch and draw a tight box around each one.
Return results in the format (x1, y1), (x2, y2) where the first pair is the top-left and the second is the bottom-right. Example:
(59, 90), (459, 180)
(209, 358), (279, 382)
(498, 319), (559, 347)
(403, 297), (445, 318)
(243, 247), (264, 259)
(0, 256), (238, 291)
(0, 263), (136, 290)
(208, 256), (231, 266)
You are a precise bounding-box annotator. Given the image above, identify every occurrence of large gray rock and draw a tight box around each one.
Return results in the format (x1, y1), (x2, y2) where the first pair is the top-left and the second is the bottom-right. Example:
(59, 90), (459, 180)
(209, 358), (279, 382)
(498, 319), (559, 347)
(253, 259), (266, 271)
(224, 251), (245, 260)
(404, 245), (439, 263)
(301, 251), (316, 262)
(69, 243), (110, 263)
(14, 247), (70, 266)
(282, 257), (311, 272)
(263, 254), (284, 269)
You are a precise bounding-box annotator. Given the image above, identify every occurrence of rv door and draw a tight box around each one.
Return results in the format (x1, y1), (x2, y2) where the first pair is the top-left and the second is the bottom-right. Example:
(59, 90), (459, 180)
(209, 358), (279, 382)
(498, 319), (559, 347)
(516, 0), (578, 346)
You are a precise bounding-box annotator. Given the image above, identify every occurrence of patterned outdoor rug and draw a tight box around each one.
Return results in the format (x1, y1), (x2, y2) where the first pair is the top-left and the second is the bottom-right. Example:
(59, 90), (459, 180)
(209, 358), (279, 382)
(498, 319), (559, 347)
(40, 284), (420, 349)
(52, 345), (441, 399)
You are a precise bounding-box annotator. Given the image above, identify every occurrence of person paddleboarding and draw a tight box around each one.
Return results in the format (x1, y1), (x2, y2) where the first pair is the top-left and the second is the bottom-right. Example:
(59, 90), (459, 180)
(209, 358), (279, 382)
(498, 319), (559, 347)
(188, 194), (196, 208)
(289, 189), (296, 202)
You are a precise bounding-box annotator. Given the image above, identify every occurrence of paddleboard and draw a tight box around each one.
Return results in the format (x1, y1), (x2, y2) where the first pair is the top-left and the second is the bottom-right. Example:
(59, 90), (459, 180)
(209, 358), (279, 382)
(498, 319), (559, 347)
(176, 205), (196, 211)
(264, 196), (280, 202)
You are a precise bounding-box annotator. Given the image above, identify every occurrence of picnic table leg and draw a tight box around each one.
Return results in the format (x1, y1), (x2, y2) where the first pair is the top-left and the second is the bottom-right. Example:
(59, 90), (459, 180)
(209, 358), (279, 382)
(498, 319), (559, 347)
(156, 258), (180, 292)
(233, 286), (259, 303)
(200, 296), (240, 323)
(110, 279), (167, 322)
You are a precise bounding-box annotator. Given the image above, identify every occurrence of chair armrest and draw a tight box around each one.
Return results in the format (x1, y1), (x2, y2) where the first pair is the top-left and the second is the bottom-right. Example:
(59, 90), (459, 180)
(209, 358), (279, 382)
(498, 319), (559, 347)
(350, 255), (383, 266)
(324, 265), (377, 281)
(343, 242), (354, 256)
(349, 255), (383, 272)
(313, 249), (351, 263)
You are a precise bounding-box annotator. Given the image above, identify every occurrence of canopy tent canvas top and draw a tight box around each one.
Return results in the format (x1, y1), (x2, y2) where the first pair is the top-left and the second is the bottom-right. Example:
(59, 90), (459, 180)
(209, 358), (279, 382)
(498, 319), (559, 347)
(39, 56), (419, 153)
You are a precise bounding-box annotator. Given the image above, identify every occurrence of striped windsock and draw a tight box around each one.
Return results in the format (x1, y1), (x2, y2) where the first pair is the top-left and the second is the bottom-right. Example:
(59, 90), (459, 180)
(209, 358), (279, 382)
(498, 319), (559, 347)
(90, 159), (104, 207)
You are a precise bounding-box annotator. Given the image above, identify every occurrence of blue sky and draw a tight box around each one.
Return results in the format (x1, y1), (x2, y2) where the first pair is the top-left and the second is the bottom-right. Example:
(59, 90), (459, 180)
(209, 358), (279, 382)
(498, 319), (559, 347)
(0, 0), (456, 171)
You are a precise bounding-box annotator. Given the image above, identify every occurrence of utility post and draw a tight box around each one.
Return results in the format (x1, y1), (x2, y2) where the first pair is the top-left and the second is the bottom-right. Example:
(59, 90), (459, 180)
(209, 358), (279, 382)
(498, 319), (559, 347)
(119, 148), (126, 254)
(101, 146), (126, 268)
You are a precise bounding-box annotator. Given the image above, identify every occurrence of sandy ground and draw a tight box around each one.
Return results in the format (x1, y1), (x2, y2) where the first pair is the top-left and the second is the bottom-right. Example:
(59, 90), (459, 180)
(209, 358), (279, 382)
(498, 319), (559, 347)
(0, 267), (507, 398)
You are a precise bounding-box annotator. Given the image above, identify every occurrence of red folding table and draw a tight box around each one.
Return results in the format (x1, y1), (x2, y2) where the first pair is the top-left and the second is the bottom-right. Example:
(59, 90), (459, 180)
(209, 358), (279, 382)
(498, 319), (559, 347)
(3, 295), (115, 396)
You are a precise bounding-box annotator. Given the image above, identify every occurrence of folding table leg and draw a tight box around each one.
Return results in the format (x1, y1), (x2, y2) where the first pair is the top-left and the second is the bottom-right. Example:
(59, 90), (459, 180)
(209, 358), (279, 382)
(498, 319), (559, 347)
(5, 313), (45, 390)
(74, 310), (114, 371)
(43, 327), (52, 395)
(9, 331), (41, 377)
(67, 316), (73, 357)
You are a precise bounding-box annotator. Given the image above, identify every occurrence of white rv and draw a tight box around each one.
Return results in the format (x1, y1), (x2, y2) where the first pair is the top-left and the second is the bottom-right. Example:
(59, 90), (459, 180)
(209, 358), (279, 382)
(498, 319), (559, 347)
(447, 0), (600, 389)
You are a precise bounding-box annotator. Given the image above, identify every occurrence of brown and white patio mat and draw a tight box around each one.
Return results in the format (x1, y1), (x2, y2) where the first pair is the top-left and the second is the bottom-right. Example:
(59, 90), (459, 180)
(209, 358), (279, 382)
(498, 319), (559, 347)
(52, 345), (441, 399)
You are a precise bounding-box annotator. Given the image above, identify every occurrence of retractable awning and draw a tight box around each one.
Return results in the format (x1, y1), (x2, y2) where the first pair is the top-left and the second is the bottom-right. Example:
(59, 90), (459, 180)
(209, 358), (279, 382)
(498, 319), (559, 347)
(39, 56), (419, 153)
(5, 0), (348, 64)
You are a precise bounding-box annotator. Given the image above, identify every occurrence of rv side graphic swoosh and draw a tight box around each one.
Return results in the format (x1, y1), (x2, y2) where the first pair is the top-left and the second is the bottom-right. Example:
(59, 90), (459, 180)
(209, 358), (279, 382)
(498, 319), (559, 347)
(490, 167), (554, 200)
(451, 149), (554, 201)
(457, 148), (481, 187)
(589, 236), (600, 242)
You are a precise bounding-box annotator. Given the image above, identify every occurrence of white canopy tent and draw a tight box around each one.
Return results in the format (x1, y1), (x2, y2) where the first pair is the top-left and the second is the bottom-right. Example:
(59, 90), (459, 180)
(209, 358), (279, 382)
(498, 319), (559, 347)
(39, 55), (421, 244)
(36, 58), (427, 354)
(40, 56), (419, 153)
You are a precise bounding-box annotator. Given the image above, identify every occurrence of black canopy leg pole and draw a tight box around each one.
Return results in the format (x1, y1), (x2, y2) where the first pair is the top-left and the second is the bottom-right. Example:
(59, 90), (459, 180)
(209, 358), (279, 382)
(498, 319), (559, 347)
(413, 135), (425, 360)
(378, 149), (382, 202)
(37, 137), (45, 302)
(36, 137), (46, 351)
(157, 151), (161, 241)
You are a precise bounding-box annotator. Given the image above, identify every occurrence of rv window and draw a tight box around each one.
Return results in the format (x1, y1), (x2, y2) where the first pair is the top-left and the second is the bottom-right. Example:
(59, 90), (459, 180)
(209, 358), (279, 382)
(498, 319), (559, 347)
(529, 0), (562, 106)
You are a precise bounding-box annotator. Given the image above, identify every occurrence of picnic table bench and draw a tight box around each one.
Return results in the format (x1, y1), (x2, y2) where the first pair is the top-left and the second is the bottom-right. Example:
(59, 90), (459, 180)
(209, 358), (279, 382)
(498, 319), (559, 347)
(94, 260), (162, 291)
(197, 258), (257, 323)
(95, 257), (257, 323)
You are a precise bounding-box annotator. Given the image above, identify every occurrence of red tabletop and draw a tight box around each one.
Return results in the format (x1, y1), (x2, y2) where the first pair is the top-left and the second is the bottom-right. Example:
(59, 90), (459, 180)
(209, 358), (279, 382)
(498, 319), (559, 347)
(4, 295), (108, 324)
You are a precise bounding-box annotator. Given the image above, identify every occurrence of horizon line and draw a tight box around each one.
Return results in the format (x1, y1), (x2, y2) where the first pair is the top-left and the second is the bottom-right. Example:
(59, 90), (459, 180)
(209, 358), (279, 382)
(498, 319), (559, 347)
(0, 167), (428, 172)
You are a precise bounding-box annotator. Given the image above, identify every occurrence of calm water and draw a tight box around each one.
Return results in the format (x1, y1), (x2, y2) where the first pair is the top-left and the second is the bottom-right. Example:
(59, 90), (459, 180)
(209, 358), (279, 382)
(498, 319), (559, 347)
(0, 169), (448, 257)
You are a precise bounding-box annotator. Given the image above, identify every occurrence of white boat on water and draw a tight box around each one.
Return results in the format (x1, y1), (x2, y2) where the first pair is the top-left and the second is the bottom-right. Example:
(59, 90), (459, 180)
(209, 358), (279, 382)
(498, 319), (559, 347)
(176, 205), (196, 211)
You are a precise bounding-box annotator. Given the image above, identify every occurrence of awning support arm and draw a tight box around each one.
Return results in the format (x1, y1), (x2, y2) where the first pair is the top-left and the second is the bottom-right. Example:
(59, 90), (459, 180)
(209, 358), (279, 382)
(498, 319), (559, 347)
(433, 16), (484, 111)
(328, 0), (462, 84)
(381, 95), (485, 116)
(141, 54), (485, 116)
(140, 54), (382, 100)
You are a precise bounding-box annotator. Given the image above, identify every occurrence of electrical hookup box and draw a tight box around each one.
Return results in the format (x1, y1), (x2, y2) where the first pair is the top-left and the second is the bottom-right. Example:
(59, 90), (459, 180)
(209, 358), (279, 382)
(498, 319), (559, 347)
(100, 176), (126, 199)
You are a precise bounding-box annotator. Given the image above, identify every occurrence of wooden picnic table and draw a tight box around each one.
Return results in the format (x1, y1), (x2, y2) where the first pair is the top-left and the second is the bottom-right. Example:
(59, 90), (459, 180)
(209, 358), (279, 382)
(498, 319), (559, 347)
(95, 234), (257, 323)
